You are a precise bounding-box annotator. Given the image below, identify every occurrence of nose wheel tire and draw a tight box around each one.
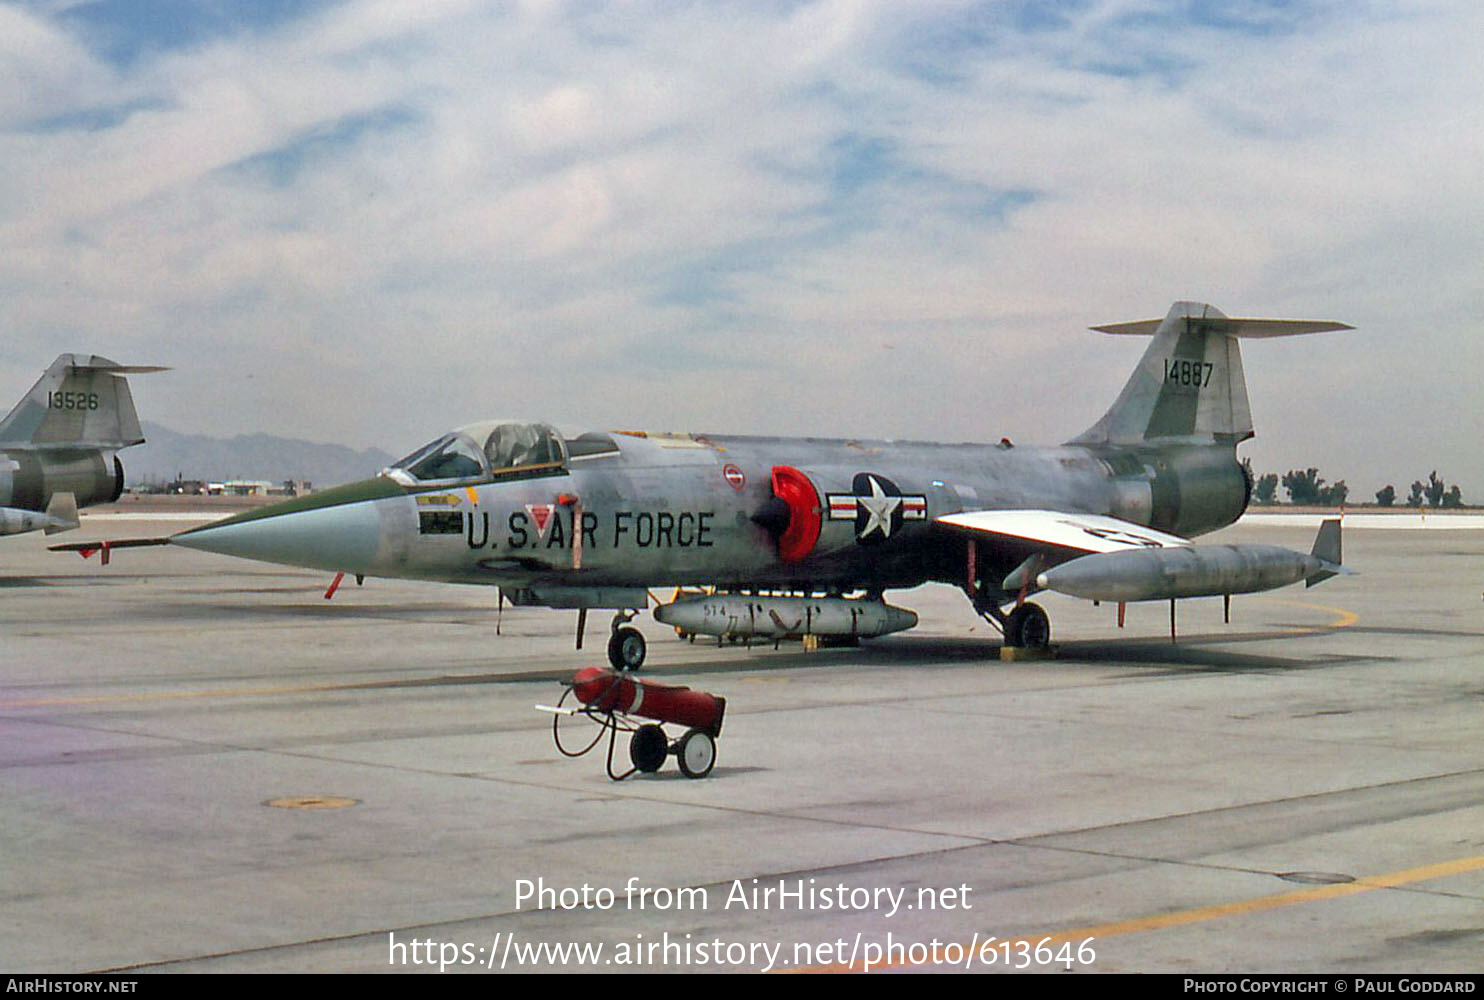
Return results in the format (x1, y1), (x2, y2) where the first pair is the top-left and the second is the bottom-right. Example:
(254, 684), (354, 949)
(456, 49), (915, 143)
(676, 729), (716, 779)
(607, 625), (647, 672)
(1004, 602), (1051, 649)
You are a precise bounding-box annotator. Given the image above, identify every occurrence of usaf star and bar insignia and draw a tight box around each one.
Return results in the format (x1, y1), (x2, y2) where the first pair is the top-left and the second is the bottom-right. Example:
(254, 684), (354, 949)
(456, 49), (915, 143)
(827, 473), (927, 544)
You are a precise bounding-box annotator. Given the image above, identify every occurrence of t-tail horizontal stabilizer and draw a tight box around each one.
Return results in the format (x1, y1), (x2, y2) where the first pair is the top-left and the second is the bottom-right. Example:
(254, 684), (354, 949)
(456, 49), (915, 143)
(1035, 518), (1351, 603)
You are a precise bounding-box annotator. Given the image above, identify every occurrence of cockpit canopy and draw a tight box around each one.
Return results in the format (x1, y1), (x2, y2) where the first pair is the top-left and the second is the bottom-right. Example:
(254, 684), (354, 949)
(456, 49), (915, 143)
(387, 421), (617, 485)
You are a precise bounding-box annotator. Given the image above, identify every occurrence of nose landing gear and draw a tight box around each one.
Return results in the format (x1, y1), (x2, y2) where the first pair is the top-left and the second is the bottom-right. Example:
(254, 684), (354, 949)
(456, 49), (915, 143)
(606, 611), (646, 671)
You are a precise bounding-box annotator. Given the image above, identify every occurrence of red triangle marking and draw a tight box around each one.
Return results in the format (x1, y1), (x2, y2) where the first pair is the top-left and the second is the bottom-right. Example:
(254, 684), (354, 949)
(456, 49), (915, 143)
(527, 504), (554, 537)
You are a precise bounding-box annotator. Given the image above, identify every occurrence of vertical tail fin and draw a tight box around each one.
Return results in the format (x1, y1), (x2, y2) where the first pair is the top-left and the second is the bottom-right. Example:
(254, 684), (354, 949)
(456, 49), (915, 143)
(1069, 302), (1350, 447)
(0, 355), (168, 450)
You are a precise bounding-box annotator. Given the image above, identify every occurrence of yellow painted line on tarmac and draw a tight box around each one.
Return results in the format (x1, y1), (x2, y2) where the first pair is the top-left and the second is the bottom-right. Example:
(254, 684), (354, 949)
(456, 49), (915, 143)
(264, 796), (359, 810)
(1254, 597), (1360, 632)
(792, 853), (1484, 973)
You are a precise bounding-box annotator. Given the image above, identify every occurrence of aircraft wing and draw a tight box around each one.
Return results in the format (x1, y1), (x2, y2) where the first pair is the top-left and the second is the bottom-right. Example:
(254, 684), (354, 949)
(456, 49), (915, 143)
(934, 509), (1190, 554)
(937, 510), (1344, 606)
(50, 536), (172, 565)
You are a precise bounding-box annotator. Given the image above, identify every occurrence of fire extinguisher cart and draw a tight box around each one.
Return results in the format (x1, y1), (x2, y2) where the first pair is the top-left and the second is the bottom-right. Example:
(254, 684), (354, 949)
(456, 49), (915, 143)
(538, 667), (726, 780)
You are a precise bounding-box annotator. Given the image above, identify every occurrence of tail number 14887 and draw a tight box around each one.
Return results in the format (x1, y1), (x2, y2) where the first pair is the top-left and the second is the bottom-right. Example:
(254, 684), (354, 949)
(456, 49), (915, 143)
(1163, 358), (1213, 388)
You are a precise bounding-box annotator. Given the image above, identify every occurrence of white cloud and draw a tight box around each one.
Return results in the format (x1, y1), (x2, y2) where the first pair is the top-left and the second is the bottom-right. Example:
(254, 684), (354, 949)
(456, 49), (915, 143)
(0, 4), (109, 127)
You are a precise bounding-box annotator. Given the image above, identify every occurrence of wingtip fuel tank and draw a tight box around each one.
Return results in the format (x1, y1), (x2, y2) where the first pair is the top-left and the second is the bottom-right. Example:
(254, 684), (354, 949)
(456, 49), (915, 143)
(1035, 519), (1349, 603)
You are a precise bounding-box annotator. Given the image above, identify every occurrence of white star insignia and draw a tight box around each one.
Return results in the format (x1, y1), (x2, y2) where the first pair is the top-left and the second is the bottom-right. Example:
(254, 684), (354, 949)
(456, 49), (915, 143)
(856, 475), (902, 539)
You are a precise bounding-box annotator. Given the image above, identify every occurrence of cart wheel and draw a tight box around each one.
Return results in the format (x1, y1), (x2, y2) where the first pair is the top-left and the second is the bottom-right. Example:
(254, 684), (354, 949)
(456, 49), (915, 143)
(676, 729), (716, 779)
(629, 724), (667, 773)
(608, 626), (646, 671)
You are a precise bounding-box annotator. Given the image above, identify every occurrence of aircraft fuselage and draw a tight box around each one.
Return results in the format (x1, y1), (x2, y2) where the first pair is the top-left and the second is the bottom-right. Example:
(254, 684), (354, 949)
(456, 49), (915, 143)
(172, 430), (1249, 602)
(63, 302), (1349, 659)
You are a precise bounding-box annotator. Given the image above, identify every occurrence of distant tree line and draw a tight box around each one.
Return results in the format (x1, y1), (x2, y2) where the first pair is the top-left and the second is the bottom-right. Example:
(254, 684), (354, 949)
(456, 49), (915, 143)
(1242, 460), (1466, 508)
(1384, 470), (1464, 509)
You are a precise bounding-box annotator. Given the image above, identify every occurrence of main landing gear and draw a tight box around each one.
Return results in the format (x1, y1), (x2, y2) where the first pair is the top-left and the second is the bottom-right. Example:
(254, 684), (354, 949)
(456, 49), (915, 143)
(965, 541), (1051, 652)
(979, 600), (1052, 650)
(606, 610), (647, 672)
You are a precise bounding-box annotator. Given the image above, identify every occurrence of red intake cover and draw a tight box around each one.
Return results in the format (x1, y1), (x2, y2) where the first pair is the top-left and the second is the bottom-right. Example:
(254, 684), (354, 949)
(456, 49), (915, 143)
(770, 466), (822, 563)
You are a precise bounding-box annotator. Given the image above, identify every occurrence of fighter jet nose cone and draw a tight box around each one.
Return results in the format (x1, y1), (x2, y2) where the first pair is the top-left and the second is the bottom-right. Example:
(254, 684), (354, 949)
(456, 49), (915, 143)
(172, 494), (385, 573)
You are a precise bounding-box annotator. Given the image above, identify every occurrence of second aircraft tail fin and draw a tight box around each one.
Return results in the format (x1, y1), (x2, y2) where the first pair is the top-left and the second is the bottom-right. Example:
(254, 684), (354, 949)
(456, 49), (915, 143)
(0, 355), (168, 451)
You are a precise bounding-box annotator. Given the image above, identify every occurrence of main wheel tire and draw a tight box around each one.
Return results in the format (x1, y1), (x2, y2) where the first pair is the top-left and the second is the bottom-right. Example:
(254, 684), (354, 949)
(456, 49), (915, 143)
(1005, 602), (1051, 649)
(629, 724), (668, 773)
(607, 626), (647, 671)
(676, 729), (716, 779)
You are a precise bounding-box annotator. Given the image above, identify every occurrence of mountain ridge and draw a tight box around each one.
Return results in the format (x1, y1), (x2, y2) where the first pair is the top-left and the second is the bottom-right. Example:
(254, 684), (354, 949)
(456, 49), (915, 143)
(124, 422), (399, 489)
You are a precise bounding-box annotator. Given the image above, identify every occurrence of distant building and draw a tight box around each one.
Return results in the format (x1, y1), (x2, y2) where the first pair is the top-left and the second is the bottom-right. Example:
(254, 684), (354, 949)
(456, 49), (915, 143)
(134, 477), (313, 497)
(212, 481), (275, 497)
(268, 480), (313, 497)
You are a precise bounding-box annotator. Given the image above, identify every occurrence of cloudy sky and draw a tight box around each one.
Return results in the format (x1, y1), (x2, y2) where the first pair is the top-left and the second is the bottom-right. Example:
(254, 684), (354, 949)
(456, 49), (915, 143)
(1, 0), (1480, 496)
